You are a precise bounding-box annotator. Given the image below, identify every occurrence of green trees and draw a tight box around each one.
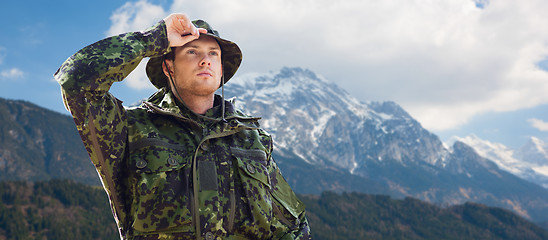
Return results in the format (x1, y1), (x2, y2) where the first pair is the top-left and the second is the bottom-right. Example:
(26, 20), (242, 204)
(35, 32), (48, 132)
(0, 180), (118, 240)
(301, 192), (548, 240)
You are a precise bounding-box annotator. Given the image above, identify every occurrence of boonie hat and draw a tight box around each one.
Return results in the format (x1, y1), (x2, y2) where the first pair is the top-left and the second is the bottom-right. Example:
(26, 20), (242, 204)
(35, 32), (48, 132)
(146, 19), (242, 89)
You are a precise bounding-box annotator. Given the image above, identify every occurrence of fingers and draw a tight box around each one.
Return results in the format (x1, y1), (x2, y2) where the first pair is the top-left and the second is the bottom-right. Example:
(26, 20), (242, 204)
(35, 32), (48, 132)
(164, 13), (204, 47)
(166, 13), (195, 35)
(197, 28), (208, 34)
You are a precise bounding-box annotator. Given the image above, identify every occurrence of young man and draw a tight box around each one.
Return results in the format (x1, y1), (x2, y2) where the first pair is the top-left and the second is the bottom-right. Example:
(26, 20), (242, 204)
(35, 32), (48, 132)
(55, 13), (310, 239)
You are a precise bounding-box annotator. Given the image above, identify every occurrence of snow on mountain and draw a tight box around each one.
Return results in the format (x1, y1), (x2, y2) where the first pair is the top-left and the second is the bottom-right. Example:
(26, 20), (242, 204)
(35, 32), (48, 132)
(449, 135), (520, 174)
(516, 137), (548, 166)
(454, 135), (548, 188)
(230, 68), (366, 166)
(227, 67), (443, 171)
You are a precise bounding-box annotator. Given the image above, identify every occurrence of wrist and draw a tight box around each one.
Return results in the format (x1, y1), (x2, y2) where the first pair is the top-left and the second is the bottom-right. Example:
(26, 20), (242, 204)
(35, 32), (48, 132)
(141, 20), (170, 58)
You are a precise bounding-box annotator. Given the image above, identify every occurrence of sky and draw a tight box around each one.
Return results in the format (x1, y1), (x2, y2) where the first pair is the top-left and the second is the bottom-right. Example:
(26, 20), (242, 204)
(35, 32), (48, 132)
(1, 0), (548, 149)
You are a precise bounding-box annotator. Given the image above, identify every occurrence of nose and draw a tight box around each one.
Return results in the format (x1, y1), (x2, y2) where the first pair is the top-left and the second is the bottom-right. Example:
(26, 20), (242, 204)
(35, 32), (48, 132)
(200, 54), (212, 67)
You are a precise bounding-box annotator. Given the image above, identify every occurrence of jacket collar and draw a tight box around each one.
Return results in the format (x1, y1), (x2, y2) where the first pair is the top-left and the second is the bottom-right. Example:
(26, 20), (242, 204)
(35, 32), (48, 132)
(142, 88), (260, 126)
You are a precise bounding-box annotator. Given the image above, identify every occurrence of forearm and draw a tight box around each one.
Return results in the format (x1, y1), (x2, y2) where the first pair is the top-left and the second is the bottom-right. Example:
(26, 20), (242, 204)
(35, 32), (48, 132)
(55, 19), (170, 166)
(54, 20), (169, 100)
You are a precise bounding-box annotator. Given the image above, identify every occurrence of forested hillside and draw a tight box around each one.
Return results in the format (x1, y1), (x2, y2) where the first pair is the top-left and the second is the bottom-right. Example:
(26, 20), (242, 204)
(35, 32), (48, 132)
(2, 180), (547, 240)
(0, 98), (99, 185)
(0, 180), (117, 239)
(301, 192), (548, 240)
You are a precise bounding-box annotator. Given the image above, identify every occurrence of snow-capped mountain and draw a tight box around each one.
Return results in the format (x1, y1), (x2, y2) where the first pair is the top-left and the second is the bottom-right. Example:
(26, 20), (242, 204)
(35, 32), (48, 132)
(455, 135), (548, 188)
(517, 137), (548, 166)
(228, 67), (446, 171)
(225, 67), (548, 223)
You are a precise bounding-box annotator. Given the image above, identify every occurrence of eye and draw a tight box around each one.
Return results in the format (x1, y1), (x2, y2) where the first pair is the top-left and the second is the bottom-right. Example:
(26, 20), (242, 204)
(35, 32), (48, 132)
(209, 51), (220, 56)
(186, 49), (196, 54)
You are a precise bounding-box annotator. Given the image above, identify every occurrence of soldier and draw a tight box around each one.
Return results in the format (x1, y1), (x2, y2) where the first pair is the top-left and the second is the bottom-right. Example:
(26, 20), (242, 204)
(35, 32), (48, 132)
(54, 13), (310, 239)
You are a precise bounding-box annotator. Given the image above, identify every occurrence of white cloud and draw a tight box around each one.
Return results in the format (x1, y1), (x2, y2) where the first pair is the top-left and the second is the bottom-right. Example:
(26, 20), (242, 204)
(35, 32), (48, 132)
(1, 68), (25, 80)
(124, 61), (152, 90)
(529, 118), (548, 132)
(109, 0), (548, 132)
(106, 0), (167, 90)
(107, 0), (166, 36)
(0, 47), (25, 81)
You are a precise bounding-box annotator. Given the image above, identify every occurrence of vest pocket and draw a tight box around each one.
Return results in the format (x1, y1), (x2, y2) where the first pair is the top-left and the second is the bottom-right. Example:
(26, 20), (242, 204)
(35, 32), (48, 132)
(231, 146), (307, 238)
(130, 144), (193, 234)
(231, 147), (306, 237)
(231, 147), (274, 228)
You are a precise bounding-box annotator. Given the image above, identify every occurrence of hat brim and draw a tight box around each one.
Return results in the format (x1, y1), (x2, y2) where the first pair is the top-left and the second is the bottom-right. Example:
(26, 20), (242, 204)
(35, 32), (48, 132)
(146, 33), (242, 89)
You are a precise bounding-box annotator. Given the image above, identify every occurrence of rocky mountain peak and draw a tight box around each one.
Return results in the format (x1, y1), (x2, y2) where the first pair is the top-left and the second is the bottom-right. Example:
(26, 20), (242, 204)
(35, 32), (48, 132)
(447, 141), (498, 175)
(227, 67), (446, 170)
(516, 137), (548, 166)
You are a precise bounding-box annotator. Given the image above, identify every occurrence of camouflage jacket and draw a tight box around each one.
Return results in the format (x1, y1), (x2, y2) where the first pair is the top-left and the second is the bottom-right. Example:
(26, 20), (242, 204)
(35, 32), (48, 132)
(54, 20), (310, 240)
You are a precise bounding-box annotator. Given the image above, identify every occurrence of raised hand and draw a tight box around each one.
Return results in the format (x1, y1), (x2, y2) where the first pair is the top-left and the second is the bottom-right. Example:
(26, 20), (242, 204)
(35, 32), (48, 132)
(163, 13), (208, 47)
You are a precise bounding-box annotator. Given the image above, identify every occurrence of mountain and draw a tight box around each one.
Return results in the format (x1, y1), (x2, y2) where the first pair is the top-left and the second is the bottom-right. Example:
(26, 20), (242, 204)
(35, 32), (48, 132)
(2, 179), (547, 240)
(454, 135), (548, 188)
(0, 98), (99, 185)
(224, 67), (548, 223)
(227, 68), (445, 171)
(517, 137), (548, 165)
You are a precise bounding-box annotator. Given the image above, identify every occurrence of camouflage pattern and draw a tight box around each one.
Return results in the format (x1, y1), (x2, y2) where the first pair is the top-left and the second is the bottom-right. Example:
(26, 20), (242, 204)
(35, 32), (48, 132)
(146, 19), (242, 89)
(54, 20), (310, 239)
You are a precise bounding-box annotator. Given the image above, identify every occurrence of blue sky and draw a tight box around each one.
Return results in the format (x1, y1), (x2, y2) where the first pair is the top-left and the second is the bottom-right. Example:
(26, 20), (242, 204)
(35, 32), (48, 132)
(0, 1), (143, 109)
(1, 0), (548, 149)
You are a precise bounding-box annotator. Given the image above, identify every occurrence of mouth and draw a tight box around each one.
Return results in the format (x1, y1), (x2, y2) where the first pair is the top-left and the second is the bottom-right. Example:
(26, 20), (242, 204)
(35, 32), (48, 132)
(197, 71), (213, 77)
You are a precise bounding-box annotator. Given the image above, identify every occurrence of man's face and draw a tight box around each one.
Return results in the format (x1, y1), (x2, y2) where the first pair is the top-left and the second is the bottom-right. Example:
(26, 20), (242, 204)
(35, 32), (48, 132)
(165, 35), (223, 98)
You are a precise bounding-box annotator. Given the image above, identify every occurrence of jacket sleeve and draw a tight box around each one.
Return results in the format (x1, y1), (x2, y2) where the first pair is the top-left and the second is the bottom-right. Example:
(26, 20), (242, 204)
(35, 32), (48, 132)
(262, 129), (312, 239)
(53, 20), (170, 237)
(291, 214), (312, 240)
(271, 160), (312, 240)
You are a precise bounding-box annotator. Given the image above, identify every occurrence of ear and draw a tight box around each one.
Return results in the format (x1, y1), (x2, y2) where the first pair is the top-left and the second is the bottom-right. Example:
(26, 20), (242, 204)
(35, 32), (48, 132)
(162, 59), (174, 78)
